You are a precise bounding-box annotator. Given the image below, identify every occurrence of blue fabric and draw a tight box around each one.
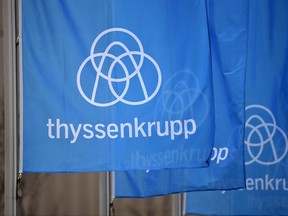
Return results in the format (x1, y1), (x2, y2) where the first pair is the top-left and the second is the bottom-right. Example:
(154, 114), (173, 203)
(22, 0), (216, 172)
(114, 0), (247, 197)
(186, 0), (288, 215)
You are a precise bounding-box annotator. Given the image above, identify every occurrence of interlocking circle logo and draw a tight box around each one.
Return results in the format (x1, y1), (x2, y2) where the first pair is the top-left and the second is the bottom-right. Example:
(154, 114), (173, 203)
(154, 70), (209, 126)
(77, 28), (162, 107)
(245, 104), (288, 165)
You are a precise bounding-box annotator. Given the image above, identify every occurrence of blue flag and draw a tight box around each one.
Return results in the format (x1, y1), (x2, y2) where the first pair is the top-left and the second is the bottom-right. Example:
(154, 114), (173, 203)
(21, 0), (216, 172)
(186, 0), (288, 215)
(114, 0), (248, 197)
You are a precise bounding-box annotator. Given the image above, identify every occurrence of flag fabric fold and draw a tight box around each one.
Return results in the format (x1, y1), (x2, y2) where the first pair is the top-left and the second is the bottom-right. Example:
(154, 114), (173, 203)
(114, 0), (248, 197)
(186, 0), (288, 215)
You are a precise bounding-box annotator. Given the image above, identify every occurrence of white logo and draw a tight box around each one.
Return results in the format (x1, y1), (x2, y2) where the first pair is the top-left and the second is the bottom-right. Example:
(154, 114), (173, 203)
(154, 70), (209, 126)
(77, 28), (162, 107)
(245, 104), (288, 165)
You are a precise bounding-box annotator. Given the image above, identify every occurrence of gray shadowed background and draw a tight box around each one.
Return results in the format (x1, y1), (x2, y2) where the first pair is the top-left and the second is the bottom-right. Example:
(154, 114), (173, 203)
(0, 0), (184, 215)
(1, 0), (5, 214)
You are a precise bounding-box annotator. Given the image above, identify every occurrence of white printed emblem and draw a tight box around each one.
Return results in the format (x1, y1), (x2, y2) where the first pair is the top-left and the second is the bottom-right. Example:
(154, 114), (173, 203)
(245, 104), (288, 165)
(77, 28), (162, 107)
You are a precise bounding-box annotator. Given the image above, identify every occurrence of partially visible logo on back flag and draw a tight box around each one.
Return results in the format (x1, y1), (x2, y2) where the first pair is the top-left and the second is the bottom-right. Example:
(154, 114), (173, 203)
(155, 70), (209, 125)
(77, 28), (162, 107)
(245, 104), (288, 165)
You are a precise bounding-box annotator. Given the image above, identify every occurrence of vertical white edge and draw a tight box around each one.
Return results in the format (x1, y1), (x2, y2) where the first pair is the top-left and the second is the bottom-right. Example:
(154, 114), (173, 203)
(182, 192), (187, 215)
(171, 193), (183, 216)
(17, 0), (23, 174)
(3, 0), (18, 215)
(110, 171), (115, 199)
